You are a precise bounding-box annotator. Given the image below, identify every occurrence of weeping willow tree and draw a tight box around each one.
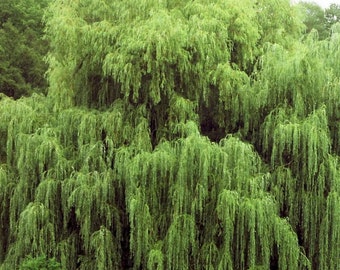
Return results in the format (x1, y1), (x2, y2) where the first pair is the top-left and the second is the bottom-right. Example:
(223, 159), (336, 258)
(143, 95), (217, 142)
(0, 0), (339, 269)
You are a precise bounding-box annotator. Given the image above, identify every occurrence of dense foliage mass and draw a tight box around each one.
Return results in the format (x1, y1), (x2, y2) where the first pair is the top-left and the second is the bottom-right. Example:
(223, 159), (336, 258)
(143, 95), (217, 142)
(0, 0), (49, 98)
(0, 0), (339, 269)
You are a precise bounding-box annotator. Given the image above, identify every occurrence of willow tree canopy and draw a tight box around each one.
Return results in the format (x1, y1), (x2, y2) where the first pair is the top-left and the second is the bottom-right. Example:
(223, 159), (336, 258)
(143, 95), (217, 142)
(0, 0), (339, 270)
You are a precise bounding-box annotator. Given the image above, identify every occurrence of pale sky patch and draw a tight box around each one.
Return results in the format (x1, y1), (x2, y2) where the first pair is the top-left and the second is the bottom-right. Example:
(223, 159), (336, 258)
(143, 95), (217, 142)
(291, 0), (340, 9)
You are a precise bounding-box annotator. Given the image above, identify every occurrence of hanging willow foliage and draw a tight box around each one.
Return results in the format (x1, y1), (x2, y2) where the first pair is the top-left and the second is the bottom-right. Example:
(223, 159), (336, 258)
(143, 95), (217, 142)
(4, 202), (56, 268)
(90, 226), (120, 270)
(44, 0), (301, 129)
(0, 165), (15, 262)
(1, 1), (339, 270)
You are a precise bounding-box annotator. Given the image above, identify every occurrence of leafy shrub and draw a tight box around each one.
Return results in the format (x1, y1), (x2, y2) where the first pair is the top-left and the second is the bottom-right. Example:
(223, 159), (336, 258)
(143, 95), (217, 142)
(20, 255), (61, 270)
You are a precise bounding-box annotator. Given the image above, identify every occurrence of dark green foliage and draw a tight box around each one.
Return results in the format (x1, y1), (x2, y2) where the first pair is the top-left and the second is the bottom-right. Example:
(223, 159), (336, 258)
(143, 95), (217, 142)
(0, 0), (49, 98)
(297, 2), (340, 40)
(297, 2), (328, 39)
(325, 4), (340, 30)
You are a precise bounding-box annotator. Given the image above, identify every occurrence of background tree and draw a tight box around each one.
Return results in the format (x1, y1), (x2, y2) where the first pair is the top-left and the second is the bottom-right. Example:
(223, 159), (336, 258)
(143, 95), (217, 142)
(325, 3), (340, 30)
(0, 0), (49, 98)
(296, 1), (328, 39)
(296, 2), (340, 39)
